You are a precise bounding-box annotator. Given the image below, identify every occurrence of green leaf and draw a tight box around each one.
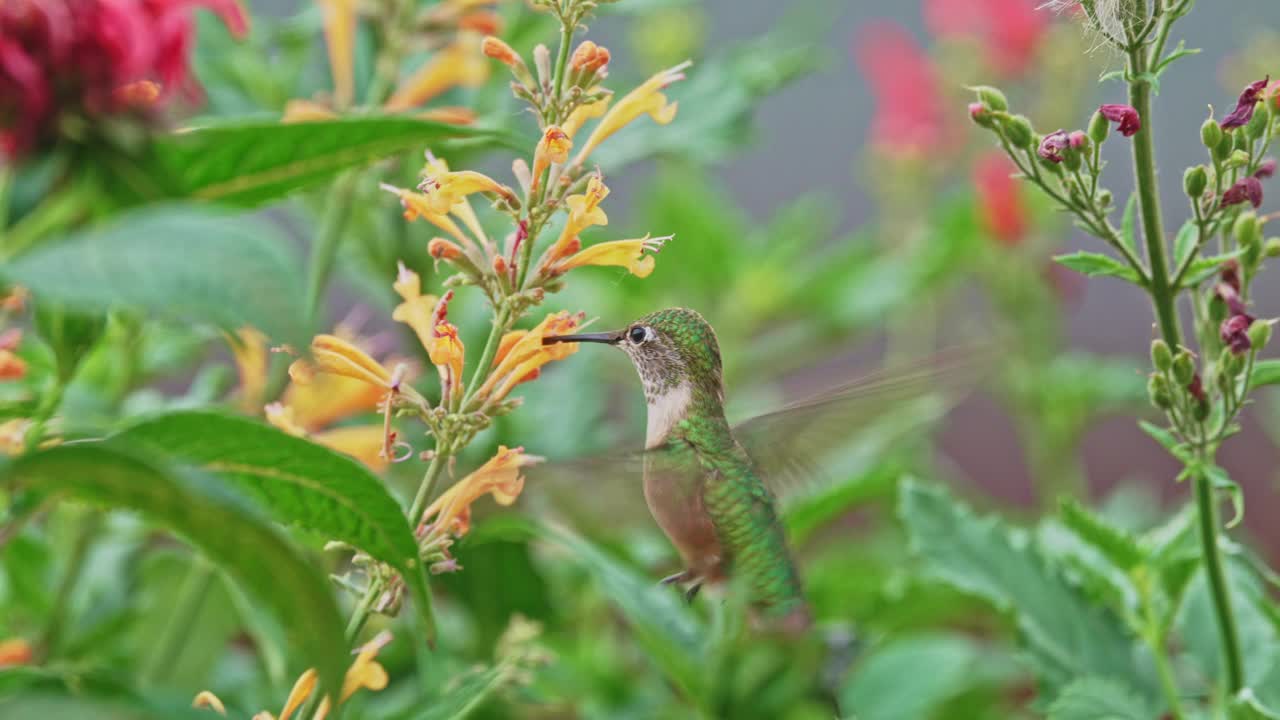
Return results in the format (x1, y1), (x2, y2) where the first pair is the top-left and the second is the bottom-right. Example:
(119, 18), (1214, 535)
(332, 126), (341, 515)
(839, 634), (988, 720)
(400, 665), (510, 720)
(1249, 359), (1280, 390)
(1120, 194), (1139, 255)
(1173, 220), (1199, 276)
(0, 443), (347, 698)
(1058, 499), (1145, 572)
(1183, 249), (1245, 286)
(1, 205), (307, 347)
(1138, 420), (1192, 463)
(1231, 690), (1280, 720)
(1179, 564), (1280, 693)
(1203, 464), (1245, 528)
(1047, 677), (1153, 720)
(1053, 251), (1142, 283)
(898, 479), (1149, 699)
(127, 116), (517, 207)
(1154, 39), (1202, 76)
(116, 410), (436, 643)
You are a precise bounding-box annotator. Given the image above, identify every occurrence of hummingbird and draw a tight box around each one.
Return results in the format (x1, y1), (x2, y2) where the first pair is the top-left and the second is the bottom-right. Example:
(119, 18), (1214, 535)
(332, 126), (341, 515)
(543, 307), (979, 632)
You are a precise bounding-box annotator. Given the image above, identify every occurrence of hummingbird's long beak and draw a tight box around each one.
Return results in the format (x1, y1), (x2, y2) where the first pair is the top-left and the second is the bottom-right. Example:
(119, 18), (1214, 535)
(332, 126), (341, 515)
(542, 331), (622, 346)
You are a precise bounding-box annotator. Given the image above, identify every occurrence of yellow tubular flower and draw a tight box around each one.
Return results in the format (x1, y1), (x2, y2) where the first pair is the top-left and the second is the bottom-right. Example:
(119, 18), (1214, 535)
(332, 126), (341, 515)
(530, 126), (572, 192)
(312, 426), (389, 471)
(293, 334), (393, 389)
(227, 327), (268, 414)
(425, 293), (465, 388)
(545, 174), (608, 261)
(417, 169), (517, 215)
(574, 61), (691, 166)
(385, 34), (489, 112)
(391, 263), (440, 353)
(317, 0), (357, 108)
(562, 96), (610, 138)
(380, 183), (473, 249)
(421, 446), (541, 536)
(476, 311), (585, 402)
(192, 691), (226, 715)
(557, 235), (672, 279)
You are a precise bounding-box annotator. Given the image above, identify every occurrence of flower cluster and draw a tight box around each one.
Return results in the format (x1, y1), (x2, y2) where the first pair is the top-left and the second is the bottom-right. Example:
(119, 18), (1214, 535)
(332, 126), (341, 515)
(0, 0), (248, 160)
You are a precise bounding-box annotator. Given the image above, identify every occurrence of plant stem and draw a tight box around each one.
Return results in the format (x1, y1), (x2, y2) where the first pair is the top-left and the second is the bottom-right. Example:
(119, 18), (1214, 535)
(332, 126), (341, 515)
(409, 451), (449, 527)
(304, 173), (359, 327)
(345, 575), (383, 643)
(1126, 48), (1180, 350)
(550, 18), (574, 123)
(462, 307), (509, 409)
(25, 376), (67, 452)
(1139, 575), (1185, 719)
(37, 512), (100, 661)
(141, 557), (215, 685)
(1194, 468), (1244, 692)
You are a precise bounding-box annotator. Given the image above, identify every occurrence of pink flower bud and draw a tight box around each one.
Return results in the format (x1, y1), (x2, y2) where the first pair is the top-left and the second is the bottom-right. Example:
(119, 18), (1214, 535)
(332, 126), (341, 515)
(1068, 130), (1088, 149)
(1098, 104), (1141, 137)
(1221, 76), (1270, 130)
(1222, 176), (1264, 209)
(1037, 129), (1069, 163)
(1255, 158), (1276, 179)
(1221, 314), (1253, 354)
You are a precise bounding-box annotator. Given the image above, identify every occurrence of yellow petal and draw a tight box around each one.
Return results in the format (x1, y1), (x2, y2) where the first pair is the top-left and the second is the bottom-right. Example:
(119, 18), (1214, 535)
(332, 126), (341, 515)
(421, 446), (541, 535)
(385, 34), (489, 112)
(310, 334), (393, 388)
(574, 61), (689, 165)
(381, 183), (474, 247)
(391, 263), (440, 354)
(192, 690), (227, 715)
(312, 425), (389, 470)
(282, 98), (338, 123)
(558, 235), (671, 279)
(419, 170), (516, 214)
(281, 372), (386, 431)
(479, 311), (584, 401)
(318, 0), (357, 108)
(278, 668), (316, 720)
(227, 327), (268, 414)
(562, 95), (610, 138)
(264, 402), (307, 436)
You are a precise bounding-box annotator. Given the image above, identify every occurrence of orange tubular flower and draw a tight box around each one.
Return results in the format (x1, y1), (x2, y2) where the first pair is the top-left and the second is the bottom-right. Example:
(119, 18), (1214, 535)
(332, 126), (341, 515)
(385, 34), (489, 112)
(421, 446), (541, 536)
(555, 235), (671, 279)
(476, 311), (585, 403)
(530, 125), (572, 191)
(292, 334), (395, 389)
(562, 96), (609, 138)
(573, 61), (690, 166)
(425, 292), (465, 397)
(380, 183), (473, 249)
(482, 35), (532, 85)
(417, 168), (518, 215)
(545, 174), (608, 261)
(570, 40), (610, 74)
(391, 263), (440, 353)
(317, 0), (357, 108)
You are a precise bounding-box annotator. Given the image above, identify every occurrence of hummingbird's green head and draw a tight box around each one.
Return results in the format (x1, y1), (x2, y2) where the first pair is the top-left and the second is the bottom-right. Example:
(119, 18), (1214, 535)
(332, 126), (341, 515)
(544, 307), (724, 405)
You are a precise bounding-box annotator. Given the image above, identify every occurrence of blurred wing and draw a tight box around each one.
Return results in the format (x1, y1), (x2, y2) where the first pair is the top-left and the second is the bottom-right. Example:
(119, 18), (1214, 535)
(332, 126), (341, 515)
(732, 345), (992, 507)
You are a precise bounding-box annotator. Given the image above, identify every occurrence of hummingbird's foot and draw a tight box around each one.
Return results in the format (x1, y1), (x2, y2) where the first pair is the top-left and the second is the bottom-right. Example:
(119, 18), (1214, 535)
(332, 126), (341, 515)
(683, 582), (702, 604)
(659, 569), (694, 586)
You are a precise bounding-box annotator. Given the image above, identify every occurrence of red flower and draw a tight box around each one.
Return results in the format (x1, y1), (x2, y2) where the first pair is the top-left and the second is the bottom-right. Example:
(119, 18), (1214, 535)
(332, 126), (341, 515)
(1222, 176), (1263, 209)
(0, 0), (247, 161)
(853, 22), (946, 157)
(1221, 313), (1253, 354)
(1098, 104), (1141, 137)
(1221, 76), (1269, 131)
(923, 0), (1049, 76)
(973, 153), (1026, 245)
(1037, 129), (1069, 163)
(1255, 158), (1276, 179)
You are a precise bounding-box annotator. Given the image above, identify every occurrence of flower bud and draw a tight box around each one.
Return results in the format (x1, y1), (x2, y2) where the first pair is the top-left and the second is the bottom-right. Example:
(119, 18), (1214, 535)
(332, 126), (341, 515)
(1002, 114), (1034, 148)
(1220, 347), (1243, 376)
(1151, 339), (1173, 372)
(1172, 350), (1195, 385)
(971, 85), (1008, 112)
(1233, 212), (1261, 248)
(1184, 165), (1208, 198)
(1265, 237), (1280, 258)
(1147, 374), (1172, 410)
(1068, 130), (1089, 150)
(1227, 149), (1251, 169)
(1222, 314), (1253, 354)
(1088, 109), (1110, 144)
(1202, 118), (1223, 150)
(1064, 146), (1083, 172)
(569, 40), (611, 74)
(429, 237), (463, 260)
(1249, 319), (1272, 350)
(1235, 130), (1252, 152)
(1214, 132), (1233, 163)
(968, 102), (995, 128)
(1098, 189), (1113, 207)
(1193, 397), (1212, 422)
(1246, 102), (1270, 140)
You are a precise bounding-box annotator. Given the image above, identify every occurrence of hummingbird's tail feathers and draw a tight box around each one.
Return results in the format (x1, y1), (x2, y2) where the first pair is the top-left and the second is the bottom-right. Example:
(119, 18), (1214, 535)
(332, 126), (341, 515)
(732, 344), (996, 505)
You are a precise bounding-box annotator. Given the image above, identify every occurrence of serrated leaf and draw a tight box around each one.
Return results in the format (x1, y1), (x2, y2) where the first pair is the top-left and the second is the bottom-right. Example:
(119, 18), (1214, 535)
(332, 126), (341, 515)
(1058, 499), (1145, 572)
(1, 205), (307, 347)
(115, 410), (436, 642)
(1249, 360), (1280, 390)
(1047, 677), (1153, 720)
(1120, 194), (1138, 255)
(125, 117), (516, 207)
(0, 443), (348, 698)
(1054, 251), (1142, 283)
(898, 479), (1149, 698)
(1179, 564), (1280, 692)
(1173, 220), (1199, 276)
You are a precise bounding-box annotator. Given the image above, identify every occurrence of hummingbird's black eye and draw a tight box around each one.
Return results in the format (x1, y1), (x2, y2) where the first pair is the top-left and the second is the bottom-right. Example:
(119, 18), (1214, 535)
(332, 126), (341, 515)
(628, 326), (649, 344)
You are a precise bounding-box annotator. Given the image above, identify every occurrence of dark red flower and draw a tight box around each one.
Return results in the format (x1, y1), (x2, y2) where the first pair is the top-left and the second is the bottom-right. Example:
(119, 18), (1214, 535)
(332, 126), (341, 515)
(1221, 314), (1253, 354)
(923, 0), (1049, 76)
(1222, 176), (1264, 208)
(1255, 158), (1276, 180)
(1099, 104), (1141, 137)
(1220, 260), (1241, 293)
(973, 152), (1026, 245)
(1221, 76), (1270, 130)
(1037, 129), (1069, 163)
(853, 22), (946, 157)
(1187, 374), (1207, 404)
(0, 0), (247, 161)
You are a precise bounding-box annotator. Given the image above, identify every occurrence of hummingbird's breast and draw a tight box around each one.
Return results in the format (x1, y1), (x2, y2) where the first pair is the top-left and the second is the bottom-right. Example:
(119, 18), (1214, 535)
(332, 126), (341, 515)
(644, 381), (693, 449)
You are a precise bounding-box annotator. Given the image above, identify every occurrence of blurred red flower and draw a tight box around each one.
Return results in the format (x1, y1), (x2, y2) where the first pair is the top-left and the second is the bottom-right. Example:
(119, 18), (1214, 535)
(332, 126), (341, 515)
(854, 21), (946, 157)
(972, 153), (1026, 245)
(923, 0), (1049, 76)
(0, 0), (247, 160)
